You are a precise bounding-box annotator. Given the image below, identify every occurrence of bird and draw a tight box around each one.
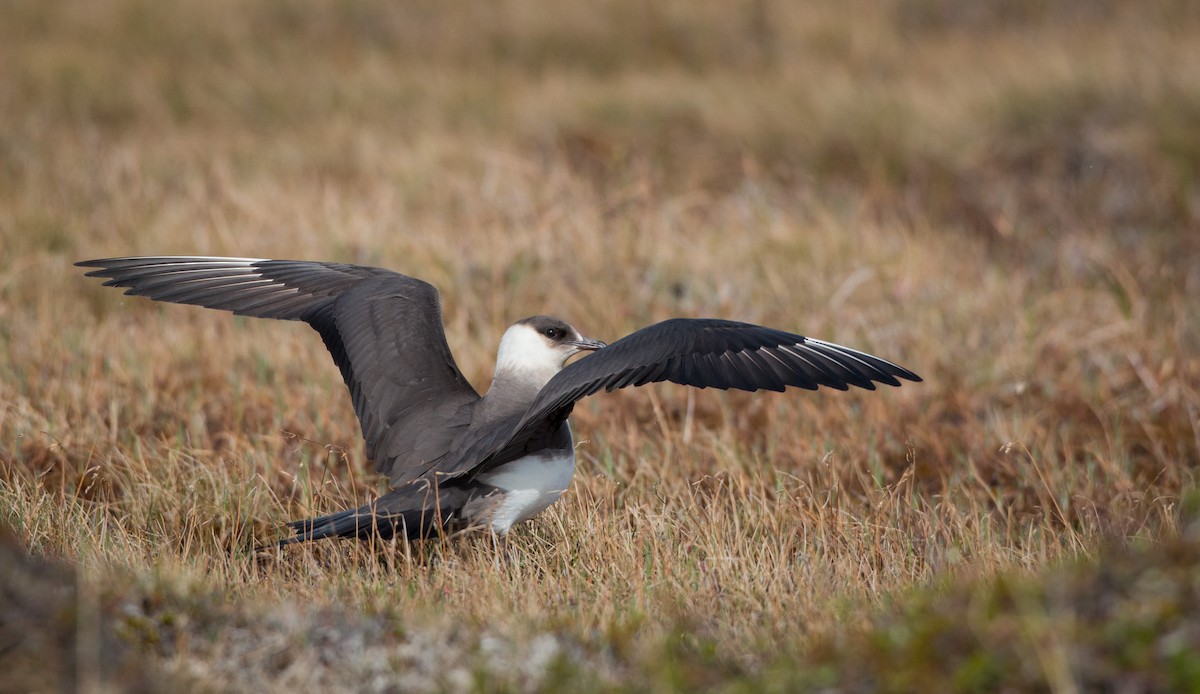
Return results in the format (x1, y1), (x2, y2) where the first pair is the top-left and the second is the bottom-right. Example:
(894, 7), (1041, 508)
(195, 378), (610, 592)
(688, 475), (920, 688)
(77, 256), (921, 545)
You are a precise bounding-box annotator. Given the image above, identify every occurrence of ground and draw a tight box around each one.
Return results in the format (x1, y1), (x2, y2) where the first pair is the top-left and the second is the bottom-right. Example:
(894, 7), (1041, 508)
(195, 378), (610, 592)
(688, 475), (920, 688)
(1, 1), (1199, 691)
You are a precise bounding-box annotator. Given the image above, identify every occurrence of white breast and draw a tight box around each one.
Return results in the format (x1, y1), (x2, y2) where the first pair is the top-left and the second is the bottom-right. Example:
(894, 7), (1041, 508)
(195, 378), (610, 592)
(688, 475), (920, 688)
(475, 448), (576, 533)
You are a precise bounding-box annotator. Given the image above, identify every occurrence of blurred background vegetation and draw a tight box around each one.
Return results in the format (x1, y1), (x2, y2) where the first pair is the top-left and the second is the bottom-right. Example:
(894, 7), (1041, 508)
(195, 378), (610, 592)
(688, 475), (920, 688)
(2, 0), (1199, 690)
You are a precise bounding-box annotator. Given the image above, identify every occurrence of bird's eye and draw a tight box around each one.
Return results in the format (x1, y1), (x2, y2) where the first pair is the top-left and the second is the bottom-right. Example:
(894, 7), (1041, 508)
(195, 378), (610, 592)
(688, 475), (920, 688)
(543, 327), (560, 339)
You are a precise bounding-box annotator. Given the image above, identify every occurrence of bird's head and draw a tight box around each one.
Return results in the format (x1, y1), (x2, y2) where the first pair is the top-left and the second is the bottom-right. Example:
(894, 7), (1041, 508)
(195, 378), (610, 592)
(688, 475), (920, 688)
(492, 315), (606, 389)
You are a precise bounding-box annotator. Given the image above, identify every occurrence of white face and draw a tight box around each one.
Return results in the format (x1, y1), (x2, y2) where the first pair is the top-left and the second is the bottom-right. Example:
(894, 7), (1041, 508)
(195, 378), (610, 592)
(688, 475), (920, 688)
(492, 323), (579, 389)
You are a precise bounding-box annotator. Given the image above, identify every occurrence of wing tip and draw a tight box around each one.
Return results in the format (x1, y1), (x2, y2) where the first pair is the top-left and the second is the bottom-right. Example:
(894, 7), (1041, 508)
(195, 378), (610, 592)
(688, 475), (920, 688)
(75, 255), (267, 269)
(804, 337), (922, 389)
(882, 365), (922, 386)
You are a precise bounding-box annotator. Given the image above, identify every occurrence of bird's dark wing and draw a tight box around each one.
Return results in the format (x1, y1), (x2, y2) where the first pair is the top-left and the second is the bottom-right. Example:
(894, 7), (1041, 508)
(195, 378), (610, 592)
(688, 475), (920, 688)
(457, 318), (921, 476)
(77, 257), (480, 484)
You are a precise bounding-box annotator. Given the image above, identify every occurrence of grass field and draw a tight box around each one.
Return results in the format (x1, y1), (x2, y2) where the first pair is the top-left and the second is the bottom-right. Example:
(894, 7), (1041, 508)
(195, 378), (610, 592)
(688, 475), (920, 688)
(2, 0), (1199, 690)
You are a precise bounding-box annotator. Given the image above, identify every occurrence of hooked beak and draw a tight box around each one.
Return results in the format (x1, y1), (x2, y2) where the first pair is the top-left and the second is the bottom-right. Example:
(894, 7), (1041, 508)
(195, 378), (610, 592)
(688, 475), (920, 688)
(571, 336), (607, 353)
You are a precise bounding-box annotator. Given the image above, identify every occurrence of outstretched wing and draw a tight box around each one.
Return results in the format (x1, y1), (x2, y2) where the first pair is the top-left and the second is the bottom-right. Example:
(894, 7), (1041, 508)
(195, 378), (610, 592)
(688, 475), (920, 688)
(77, 257), (480, 484)
(461, 318), (920, 475)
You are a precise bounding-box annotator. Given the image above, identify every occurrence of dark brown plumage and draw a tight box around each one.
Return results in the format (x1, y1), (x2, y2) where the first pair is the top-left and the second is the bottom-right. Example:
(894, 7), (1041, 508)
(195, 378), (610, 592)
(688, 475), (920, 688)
(78, 256), (921, 544)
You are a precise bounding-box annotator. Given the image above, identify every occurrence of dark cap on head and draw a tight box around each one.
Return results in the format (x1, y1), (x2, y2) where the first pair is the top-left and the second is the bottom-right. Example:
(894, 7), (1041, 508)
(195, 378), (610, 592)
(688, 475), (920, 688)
(517, 315), (578, 343)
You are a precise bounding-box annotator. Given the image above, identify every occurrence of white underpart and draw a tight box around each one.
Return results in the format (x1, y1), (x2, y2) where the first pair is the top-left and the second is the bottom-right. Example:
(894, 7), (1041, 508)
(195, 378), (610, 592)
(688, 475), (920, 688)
(476, 447), (576, 533)
(491, 323), (569, 391)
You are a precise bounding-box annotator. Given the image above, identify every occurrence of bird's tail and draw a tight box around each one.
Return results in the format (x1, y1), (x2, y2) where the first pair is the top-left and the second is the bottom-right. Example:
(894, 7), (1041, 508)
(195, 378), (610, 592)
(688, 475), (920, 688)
(280, 507), (429, 545)
(279, 486), (460, 545)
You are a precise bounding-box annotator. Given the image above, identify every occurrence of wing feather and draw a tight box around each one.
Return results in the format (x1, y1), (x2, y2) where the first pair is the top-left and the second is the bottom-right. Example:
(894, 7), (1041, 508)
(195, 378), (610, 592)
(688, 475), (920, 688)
(461, 318), (919, 476)
(758, 348), (819, 390)
(738, 350), (787, 392)
(78, 256), (480, 485)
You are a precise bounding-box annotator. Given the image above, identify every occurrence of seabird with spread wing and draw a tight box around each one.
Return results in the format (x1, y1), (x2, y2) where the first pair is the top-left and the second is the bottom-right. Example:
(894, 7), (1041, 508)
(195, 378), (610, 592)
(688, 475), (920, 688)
(78, 256), (920, 544)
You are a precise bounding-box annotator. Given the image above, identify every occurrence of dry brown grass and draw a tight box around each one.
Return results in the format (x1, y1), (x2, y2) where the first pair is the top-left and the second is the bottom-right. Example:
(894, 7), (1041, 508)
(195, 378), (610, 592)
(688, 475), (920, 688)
(2, 0), (1199, 690)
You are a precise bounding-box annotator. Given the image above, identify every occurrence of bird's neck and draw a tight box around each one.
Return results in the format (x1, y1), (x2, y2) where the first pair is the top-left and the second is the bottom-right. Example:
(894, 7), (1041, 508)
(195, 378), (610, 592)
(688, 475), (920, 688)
(481, 370), (547, 414)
